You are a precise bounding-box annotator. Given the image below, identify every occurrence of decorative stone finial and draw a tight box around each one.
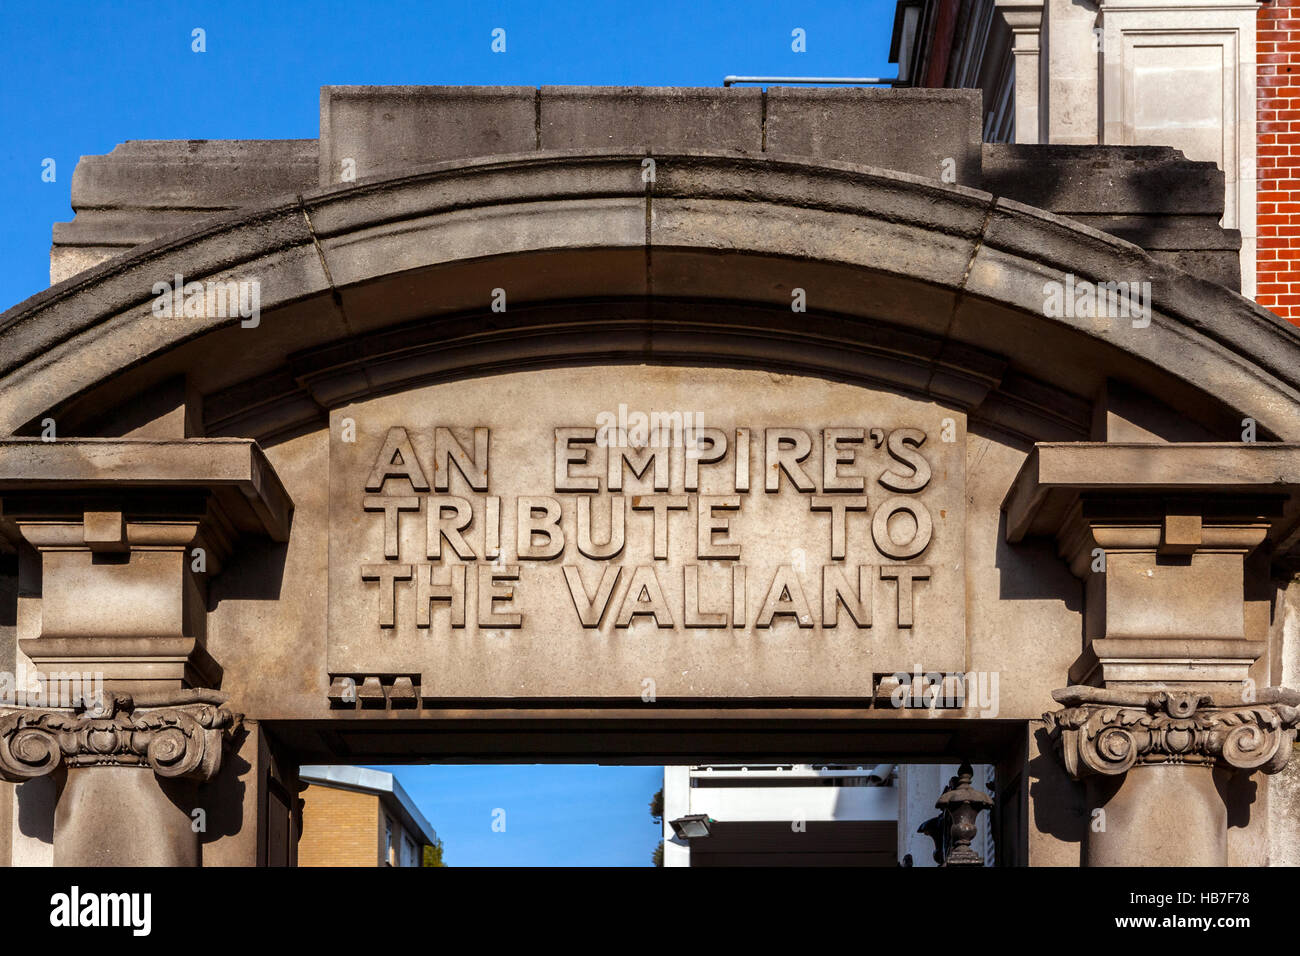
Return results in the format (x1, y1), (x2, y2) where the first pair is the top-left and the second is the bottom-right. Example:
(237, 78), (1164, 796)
(935, 763), (995, 866)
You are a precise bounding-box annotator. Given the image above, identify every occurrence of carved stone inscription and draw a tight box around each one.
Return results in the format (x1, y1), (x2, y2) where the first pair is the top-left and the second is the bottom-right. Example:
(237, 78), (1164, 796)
(327, 367), (966, 697)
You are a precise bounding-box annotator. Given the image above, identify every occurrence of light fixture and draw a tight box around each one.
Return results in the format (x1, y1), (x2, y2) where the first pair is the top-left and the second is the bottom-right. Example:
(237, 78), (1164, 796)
(669, 814), (714, 839)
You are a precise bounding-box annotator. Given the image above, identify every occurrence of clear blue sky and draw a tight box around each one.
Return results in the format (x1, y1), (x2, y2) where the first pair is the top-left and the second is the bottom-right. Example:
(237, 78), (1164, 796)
(0, 0), (897, 865)
(375, 764), (667, 866)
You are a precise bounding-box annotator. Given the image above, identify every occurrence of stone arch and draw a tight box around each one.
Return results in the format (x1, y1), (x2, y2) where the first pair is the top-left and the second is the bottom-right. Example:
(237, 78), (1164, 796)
(2, 142), (1300, 870)
(1, 150), (1296, 444)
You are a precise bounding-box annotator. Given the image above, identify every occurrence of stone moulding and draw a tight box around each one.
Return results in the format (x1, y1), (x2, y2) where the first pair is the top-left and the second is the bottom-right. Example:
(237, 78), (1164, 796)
(0, 437), (294, 544)
(4, 150), (1300, 445)
(1044, 685), (1300, 778)
(0, 689), (239, 783)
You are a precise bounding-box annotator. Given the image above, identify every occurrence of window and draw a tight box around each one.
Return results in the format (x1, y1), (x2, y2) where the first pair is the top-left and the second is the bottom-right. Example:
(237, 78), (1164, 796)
(384, 817), (394, 866)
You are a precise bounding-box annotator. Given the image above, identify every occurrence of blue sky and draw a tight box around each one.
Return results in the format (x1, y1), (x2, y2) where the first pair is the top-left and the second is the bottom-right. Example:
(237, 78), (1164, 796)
(376, 764), (667, 866)
(0, 0), (897, 865)
(0, 0), (898, 310)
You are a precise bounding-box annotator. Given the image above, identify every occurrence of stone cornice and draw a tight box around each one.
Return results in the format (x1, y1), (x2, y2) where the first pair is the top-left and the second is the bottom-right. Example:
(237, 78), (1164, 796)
(1002, 441), (1300, 552)
(1045, 685), (1300, 777)
(0, 438), (293, 544)
(0, 690), (239, 783)
(1, 149), (1298, 446)
(995, 0), (1045, 42)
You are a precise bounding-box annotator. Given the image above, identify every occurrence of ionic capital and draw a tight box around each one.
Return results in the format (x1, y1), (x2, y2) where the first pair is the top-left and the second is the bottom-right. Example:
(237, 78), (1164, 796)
(0, 690), (239, 783)
(1045, 685), (1300, 778)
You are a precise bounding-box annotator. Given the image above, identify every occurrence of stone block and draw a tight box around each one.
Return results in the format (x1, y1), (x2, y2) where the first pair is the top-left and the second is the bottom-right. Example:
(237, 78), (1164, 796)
(319, 85), (536, 187)
(764, 87), (982, 183)
(539, 86), (762, 152)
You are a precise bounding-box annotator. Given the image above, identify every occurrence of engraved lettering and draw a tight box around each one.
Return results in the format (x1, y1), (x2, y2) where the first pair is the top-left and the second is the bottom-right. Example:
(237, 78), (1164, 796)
(576, 495), (626, 559)
(365, 427), (430, 492)
(361, 563), (412, 627)
(822, 428), (866, 492)
(765, 428), (815, 493)
(363, 495), (419, 560)
(684, 565), (727, 627)
(615, 565), (674, 628)
(517, 496), (565, 560)
(434, 426), (489, 492)
(563, 565), (622, 627)
(871, 497), (933, 560)
(555, 427), (600, 492)
(685, 427), (727, 491)
(881, 565), (930, 627)
(416, 563), (467, 627)
(478, 564), (522, 627)
(756, 566), (814, 628)
(631, 494), (689, 560)
(822, 565), (873, 627)
(878, 427), (931, 492)
(426, 496), (476, 560)
(810, 495), (869, 560)
(696, 495), (741, 559)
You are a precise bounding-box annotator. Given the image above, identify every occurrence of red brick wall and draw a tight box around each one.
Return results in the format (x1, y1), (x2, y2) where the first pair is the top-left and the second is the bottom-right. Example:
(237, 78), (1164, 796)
(1259, 0), (1300, 323)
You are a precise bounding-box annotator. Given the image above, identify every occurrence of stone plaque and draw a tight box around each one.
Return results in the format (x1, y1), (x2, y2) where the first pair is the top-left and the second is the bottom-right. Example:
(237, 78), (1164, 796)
(327, 367), (965, 698)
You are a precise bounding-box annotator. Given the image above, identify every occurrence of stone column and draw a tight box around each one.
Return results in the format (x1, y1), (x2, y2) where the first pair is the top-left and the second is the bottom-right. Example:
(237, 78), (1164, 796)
(1003, 442), (1300, 866)
(0, 690), (238, 866)
(1049, 687), (1298, 866)
(0, 438), (291, 866)
(996, 0), (1045, 144)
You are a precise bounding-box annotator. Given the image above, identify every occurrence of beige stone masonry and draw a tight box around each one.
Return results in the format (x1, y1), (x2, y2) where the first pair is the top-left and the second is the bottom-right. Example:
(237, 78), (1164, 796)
(1004, 441), (1300, 690)
(0, 439), (292, 695)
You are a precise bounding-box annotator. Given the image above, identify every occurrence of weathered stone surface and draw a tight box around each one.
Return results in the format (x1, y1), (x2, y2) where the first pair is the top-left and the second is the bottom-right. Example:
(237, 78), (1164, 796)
(982, 144), (1240, 290)
(0, 438), (293, 541)
(52, 140), (318, 286)
(327, 367), (967, 698)
(539, 86), (762, 152)
(319, 85), (536, 187)
(1003, 442), (1300, 689)
(19, 149), (1300, 451)
(53, 87), (1238, 292)
(765, 87), (982, 183)
(7, 85), (1300, 868)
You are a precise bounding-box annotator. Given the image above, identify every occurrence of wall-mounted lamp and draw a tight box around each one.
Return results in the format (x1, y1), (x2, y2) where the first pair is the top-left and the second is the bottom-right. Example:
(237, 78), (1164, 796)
(669, 814), (714, 839)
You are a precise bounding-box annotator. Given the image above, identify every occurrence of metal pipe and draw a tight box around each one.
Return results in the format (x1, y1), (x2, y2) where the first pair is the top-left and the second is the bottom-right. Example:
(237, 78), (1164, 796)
(723, 75), (904, 87)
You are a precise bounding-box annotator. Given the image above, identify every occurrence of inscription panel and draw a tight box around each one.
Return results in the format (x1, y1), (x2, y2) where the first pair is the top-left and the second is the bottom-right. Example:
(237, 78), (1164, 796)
(327, 367), (966, 698)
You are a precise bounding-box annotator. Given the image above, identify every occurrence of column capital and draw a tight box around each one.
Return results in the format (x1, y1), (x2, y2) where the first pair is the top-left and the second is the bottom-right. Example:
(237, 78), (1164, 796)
(995, 0), (1044, 46)
(1045, 684), (1300, 778)
(0, 438), (293, 693)
(0, 689), (240, 783)
(1003, 442), (1300, 689)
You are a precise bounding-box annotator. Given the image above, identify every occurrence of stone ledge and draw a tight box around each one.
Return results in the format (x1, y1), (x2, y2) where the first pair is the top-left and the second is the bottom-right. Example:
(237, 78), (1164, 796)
(0, 438), (293, 543)
(1003, 442), (1300, 546)
(52, 139), (319, 285)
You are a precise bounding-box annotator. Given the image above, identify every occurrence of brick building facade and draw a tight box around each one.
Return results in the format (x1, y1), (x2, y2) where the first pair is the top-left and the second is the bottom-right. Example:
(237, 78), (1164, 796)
(1258, 0), (1300, 322)
(298, 767), (437, 867)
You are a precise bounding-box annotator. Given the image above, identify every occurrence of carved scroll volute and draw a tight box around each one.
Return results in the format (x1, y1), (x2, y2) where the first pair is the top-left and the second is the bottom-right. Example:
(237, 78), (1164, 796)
(0, 710), (70, 779)
(0, 693), (238, 783)
(1212, 704), (1298, 773)
(1046, 687), (1300, 779)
